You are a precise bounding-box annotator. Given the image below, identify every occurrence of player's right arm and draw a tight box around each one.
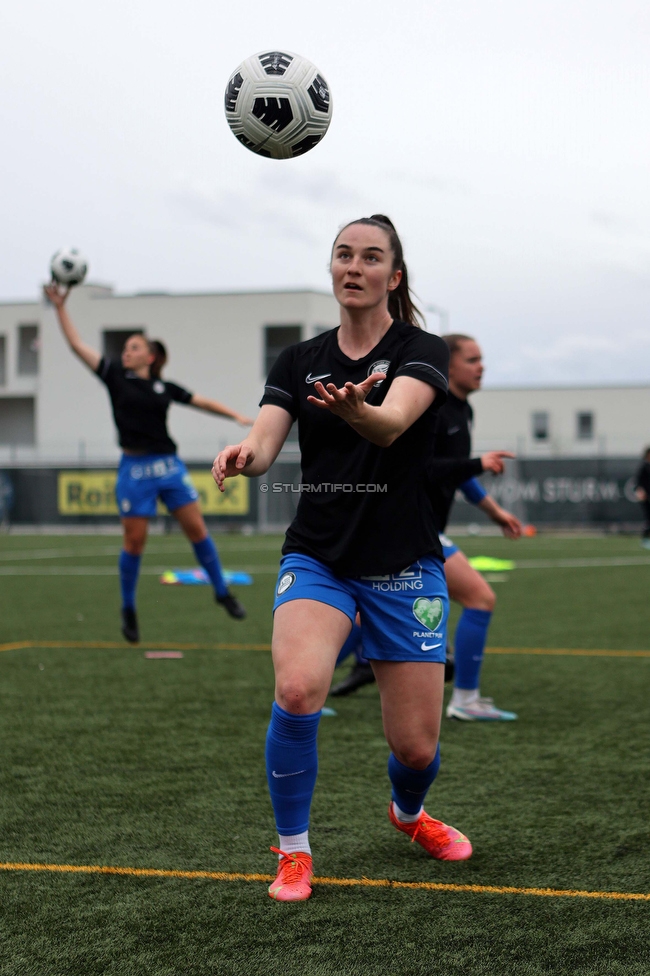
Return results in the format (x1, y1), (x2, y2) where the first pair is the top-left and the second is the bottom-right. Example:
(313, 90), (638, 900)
(212, 405), (293, 491)
(43, 283), (100, 372)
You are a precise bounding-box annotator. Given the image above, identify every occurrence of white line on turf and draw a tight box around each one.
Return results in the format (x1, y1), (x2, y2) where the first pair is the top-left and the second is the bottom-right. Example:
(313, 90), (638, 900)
(0, 566), (280, 575)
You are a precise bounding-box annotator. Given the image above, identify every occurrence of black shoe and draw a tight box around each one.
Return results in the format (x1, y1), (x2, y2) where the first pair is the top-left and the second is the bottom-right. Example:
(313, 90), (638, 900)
(217, 589), (246, 620)
(330, 662), (376, 697)
(121, 607), (139, 644)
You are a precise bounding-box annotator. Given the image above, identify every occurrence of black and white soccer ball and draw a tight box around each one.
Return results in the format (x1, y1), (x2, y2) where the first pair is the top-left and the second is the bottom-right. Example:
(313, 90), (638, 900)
(224, 51), (332, 159)
(50, 247), (88, 286)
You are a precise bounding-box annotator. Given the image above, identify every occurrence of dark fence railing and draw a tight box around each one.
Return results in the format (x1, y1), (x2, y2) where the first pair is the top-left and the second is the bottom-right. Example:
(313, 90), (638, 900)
(0, 457), (644, 528)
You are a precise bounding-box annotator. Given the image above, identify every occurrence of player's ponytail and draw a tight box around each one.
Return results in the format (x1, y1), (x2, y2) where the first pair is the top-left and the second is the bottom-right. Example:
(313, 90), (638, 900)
(149, 339), (167, 379)
(338, 215), (425, 328)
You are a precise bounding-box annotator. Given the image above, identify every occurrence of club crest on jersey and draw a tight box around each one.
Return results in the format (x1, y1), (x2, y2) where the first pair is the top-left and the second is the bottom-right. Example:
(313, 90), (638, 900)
(368, 360), (390, 387)
(412, 597), (444, 631)
(277, 572), (296, 596)
(153, 381), (165, 394)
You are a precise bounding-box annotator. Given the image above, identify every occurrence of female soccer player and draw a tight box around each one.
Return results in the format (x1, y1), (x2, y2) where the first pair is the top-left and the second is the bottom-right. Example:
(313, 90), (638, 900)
(433, 334), (523, 721)
(45, 283), (253, 641)
(213, 215), (472, 902)
(634, 447), (650, 548)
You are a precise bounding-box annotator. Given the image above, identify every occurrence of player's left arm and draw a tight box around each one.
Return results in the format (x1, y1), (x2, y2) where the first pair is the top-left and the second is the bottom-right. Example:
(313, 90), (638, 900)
(478, 495), (523, 539)
(189, 394), (254, 426)
(308, 374), (436, 448)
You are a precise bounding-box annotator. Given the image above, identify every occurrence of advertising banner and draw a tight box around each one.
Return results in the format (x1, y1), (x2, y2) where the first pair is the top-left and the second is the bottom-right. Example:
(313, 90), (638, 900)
(57, 471), (249, 516)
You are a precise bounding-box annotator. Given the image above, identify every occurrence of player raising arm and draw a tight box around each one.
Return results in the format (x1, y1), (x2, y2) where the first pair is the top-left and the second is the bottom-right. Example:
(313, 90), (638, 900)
(45, 283), (253, 643)
(213, 215), (472, 903)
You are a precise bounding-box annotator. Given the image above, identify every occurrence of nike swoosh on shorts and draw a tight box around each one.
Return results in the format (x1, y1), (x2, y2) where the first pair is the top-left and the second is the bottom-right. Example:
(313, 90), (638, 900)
(421, 642), (442, 651)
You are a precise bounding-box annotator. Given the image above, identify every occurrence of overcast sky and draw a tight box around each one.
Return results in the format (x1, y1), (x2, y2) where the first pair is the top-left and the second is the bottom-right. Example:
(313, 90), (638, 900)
(1, 0), (648, 386)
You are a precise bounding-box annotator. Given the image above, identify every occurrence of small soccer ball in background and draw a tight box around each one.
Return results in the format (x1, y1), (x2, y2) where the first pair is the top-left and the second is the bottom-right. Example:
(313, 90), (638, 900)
(50, 247), (88, 286)
(224, 51), (332, 159)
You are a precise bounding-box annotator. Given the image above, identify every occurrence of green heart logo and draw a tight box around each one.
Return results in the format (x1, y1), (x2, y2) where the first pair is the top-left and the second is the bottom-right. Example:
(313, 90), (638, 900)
(412, 597), (444, 631)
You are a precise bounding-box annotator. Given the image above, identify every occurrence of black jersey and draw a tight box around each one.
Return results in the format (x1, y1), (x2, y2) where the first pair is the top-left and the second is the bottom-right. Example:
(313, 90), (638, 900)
(95, 357), (193, 455)
(259, 320), (449, 577)
(635, 461), (650, 495)
(429, 391), (479, 532)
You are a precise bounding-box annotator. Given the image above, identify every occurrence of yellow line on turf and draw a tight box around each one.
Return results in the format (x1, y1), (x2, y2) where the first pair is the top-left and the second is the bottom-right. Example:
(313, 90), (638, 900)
(0, 640), (272, 653)
(2, 641), (649, 658)
(486, 648), (650, 658)
(0, 861), (648, 901)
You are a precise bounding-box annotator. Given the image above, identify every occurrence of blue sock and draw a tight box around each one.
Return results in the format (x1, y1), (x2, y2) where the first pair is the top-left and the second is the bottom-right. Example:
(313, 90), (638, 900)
(265, 702), (321, 835)
(119, 551), (141, 610)
(454, 608), (492, 690)
(192, 536), (227, 598)
(388, 747), (441, 815)
(335, 623), (363, 667)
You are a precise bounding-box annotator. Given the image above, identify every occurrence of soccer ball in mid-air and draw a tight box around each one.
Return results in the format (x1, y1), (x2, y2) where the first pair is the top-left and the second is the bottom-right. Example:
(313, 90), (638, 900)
(224, 51), (332, 159)
(50, 247), (88, 286)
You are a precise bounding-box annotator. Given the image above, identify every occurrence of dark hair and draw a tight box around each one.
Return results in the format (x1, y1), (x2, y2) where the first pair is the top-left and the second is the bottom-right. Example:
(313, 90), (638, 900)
(148, 339), (167, 379)
(333, 214), (424, 328)
(644, 446), (650, 460)
(442, 333), (475, 358)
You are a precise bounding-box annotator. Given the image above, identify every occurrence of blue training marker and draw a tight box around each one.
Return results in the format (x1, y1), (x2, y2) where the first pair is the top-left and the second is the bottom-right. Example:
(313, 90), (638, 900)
(160, 569), (253, 586)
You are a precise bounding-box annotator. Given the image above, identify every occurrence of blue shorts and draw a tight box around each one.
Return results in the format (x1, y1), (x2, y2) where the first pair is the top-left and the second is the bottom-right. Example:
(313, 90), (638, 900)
(439, 533), (460, 560)
(116, 454), (199, 517)
(273, 553), (449, 663)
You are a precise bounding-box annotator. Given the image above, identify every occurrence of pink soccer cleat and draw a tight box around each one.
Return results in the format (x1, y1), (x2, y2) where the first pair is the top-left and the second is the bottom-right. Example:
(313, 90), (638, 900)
(389, 803), (472, 861)
(268, 847), (314, 902)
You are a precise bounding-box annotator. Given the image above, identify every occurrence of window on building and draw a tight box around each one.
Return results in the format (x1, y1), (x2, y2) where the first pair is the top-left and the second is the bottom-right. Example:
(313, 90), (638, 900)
(0, 397), (35, 445)
(0, 336), (6, 385)
(531, 411), (549, 441)
(264, 325), (302, 376)
(102, 329), (145, 362)
(577, 411), (594, 440)
(17, 324), (39, 376)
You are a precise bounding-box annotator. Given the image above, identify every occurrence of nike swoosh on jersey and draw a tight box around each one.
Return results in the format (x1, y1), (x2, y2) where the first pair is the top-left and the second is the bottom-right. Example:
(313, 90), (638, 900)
(272, 769), (307, 778)
(420, 642), (442, 651)
(305, 373), (332, 384)
(447, 426), (461, 434)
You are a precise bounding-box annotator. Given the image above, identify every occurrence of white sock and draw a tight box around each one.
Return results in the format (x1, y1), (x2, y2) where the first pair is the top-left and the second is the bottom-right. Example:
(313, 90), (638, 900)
(392, 801), (423, 824)
(450, 687), (480, 707)
(278, 830), (311, 856)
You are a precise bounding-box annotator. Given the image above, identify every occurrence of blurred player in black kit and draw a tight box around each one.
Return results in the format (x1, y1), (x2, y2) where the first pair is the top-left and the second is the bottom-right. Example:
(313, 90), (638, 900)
(45, 283), (253, 643)
(634, 446), (650, 548)
(434, 334), (522, 721)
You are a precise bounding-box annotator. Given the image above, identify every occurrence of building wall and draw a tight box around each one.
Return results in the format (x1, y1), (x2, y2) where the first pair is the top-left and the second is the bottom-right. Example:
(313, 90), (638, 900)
(0, 285), (339, 464)
(472, 386), (650, 458)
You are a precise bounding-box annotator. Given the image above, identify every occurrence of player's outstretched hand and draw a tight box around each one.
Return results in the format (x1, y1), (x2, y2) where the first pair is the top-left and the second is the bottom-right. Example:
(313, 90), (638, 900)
(212, 443), (255, 491)
(307, 373), (386, 422)
(497, 509), (523, 539)
(43, 283), (70, 308)
(480, 451), (515, 475)
(236, 414), (256, 427)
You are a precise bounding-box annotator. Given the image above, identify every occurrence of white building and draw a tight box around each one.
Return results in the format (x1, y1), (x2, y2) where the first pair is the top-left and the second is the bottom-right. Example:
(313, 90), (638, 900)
(0, 284), (648, 464)
(472, 385), (650, 458)
(0, 284), (339, 464)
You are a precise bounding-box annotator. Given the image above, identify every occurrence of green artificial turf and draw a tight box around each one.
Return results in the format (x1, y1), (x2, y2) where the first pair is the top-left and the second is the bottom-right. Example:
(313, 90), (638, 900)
(0, 532), (649, 975)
